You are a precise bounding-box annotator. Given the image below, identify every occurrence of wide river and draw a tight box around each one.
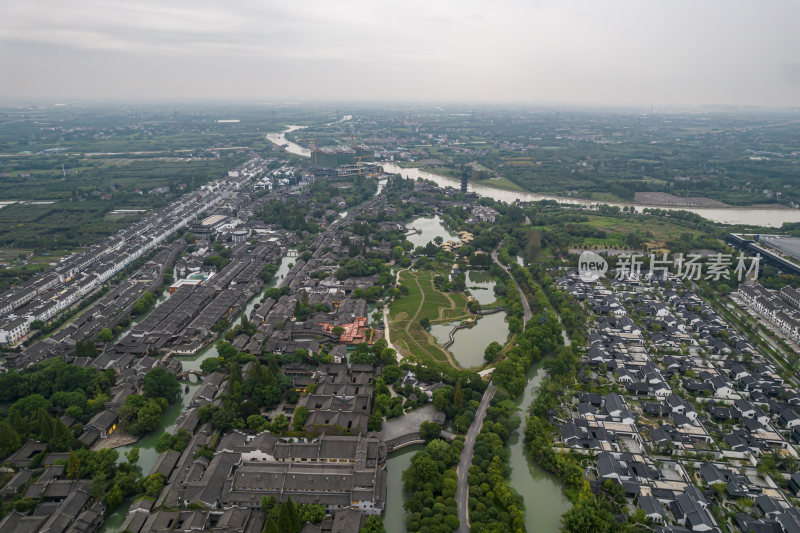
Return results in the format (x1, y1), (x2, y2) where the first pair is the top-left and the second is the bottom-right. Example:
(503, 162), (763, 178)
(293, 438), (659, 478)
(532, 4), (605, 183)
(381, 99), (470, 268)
(267, 128), (800, 228)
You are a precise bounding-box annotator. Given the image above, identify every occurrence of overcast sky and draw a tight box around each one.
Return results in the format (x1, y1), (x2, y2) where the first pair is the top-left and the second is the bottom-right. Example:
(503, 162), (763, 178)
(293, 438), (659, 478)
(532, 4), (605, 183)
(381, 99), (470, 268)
(1, 0), (799, 107)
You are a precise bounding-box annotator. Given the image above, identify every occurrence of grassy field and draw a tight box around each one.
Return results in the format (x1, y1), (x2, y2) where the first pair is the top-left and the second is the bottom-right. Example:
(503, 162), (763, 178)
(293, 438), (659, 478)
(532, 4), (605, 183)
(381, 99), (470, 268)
(388, 269), (472, 366)
(581, 214), (704, 241)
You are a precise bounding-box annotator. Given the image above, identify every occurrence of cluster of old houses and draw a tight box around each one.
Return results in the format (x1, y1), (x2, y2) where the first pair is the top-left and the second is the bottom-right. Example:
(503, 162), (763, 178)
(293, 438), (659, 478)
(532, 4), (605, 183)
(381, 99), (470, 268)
(0, 446), (106, 532)
(109, 359), (388, 533)
(557, 270), (800, 532)
(0, 174), (471, 532)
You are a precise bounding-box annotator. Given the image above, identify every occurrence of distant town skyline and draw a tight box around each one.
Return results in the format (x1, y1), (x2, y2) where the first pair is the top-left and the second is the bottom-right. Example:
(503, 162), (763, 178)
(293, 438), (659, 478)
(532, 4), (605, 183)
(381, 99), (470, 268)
(1, 0), (799, 107)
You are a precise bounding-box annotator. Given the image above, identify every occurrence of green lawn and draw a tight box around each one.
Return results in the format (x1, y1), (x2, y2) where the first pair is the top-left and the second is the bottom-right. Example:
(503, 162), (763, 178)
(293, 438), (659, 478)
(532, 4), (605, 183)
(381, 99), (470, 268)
(388, 270), (473, 366)
(582, 214), (704, 242)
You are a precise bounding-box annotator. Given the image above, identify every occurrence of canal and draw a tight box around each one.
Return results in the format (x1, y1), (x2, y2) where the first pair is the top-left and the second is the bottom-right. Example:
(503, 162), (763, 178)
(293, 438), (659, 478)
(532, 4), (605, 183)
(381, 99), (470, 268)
(382, 444), (424, 533)
(380, 361), (571, 533)
(507, 361), (572, 533)
(100, 247), (295, 530)
(99, 378), (201, 532)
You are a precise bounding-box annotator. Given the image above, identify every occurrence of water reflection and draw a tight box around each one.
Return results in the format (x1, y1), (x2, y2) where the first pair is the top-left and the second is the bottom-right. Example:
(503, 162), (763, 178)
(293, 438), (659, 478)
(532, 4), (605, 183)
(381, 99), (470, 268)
(430, 312), (508, 368)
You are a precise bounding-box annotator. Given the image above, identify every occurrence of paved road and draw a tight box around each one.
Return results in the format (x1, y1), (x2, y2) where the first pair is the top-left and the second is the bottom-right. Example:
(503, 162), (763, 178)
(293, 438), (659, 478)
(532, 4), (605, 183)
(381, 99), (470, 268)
(383, 306), (401, 359)
(453, 252), (532, 531)
(455, 382), (496, 533)
(492, 251), (532, 326)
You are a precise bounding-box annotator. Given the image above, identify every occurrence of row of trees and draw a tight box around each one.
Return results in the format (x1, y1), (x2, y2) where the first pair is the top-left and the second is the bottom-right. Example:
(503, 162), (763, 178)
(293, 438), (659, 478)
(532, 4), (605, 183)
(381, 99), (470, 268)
(467, 396), (525, 532)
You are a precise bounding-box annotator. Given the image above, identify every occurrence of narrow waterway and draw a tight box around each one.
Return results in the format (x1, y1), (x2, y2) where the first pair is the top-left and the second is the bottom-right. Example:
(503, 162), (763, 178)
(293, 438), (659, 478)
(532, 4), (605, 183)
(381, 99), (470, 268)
(180, 249), (295, 374)
(99, 377), (201, 532)
(508, 361), (572, 533)
(382, 444), (424, 533)
(100, 248), (294, 530)
(115, 290), (170, 343)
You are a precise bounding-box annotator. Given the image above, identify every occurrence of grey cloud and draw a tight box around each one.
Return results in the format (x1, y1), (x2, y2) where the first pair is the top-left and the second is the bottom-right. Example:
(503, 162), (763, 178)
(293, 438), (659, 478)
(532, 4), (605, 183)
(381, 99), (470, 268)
(0, 0), (798, 105)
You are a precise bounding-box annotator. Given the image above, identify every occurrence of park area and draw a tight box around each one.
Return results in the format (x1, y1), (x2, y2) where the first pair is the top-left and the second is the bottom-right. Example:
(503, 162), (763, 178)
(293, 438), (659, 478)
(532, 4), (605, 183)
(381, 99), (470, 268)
(388, 269), (472, 366)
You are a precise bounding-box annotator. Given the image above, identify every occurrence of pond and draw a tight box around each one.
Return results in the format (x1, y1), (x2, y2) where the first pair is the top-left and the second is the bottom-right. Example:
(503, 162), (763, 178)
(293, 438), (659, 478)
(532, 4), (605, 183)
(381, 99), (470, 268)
(430, 312), (509, 369)
(508, 362), (572, 533)
(465, 270), (497, 306)
(382, 444), (424, 533)
(405, 216), (456, 249)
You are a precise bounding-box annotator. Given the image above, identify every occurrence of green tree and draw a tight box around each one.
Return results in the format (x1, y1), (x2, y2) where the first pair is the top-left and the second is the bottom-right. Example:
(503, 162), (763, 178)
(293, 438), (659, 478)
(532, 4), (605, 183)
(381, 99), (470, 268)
(11, 394), (51, 418)
(143, 473), (165, 498)
(98, 328), (113, 343)
(453, 378), (464, 409)
(381, 365), (401, 384)
(484, 341), (502, 363)
(368, 413), (383, 431)
(66, 449), (81, 479)
(298, 503), (325, 524)
(262, 519), (279, 533)
(12, 498), (36, 513)
(125, 448), (139, 466)
(65, 405), (83, 419)
(420, 421), (442, 441)
(561, 488), (617, 533)
(277, 501), (294, 532)
(292, 406), (309, 431)
(0, 421), (21, 458)
(142, 367), (181, 403)
(118, 395), (166, 436)
(50, 416), (74, 450)
(425, 439), (450, 462)
(247, 414), (267, 430)
(155, 432), (172, 453)
(270, 414), (289, 433)
(286, 497), (300, 531)
(171, 429), (192, 452)
(432, 388), (449, 412)
(200, 357), (221, 374)
(359, 515), (386, 533)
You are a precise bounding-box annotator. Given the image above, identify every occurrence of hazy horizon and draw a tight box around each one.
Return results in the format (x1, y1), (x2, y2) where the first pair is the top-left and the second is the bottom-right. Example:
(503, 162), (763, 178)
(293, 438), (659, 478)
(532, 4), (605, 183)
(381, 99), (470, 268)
(2, 0), (799, 107)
